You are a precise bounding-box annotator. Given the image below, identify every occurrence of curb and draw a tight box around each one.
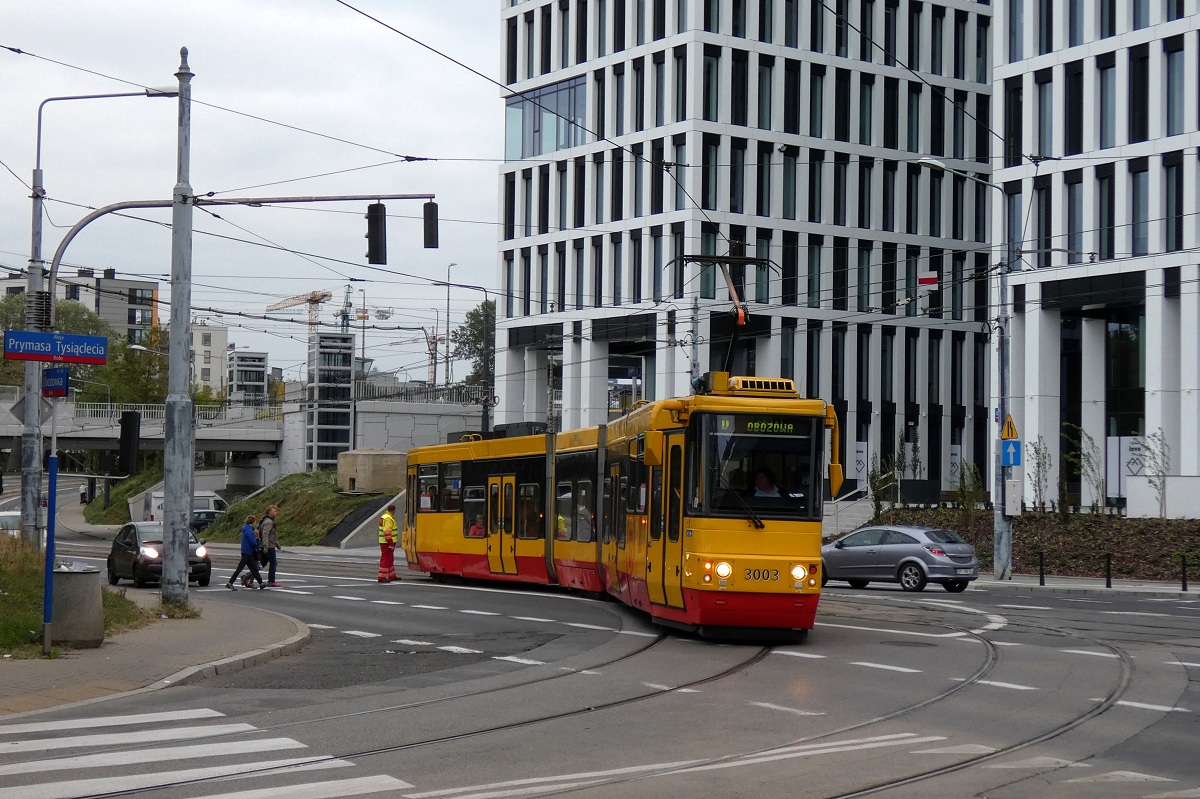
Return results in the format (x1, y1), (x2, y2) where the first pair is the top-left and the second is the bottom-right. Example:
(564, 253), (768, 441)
(975, 581), (1192, 600)
(0, 608), (310, 721)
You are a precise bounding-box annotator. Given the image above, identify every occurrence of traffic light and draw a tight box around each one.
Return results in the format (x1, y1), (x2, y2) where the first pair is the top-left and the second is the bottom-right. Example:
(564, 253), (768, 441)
(366, 203), (387, 264)
(423, 200), (439, 248)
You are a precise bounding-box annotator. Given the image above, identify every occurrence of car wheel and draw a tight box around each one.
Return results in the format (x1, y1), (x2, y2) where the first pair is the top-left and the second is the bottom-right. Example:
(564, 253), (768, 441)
(820, 564), (828, 588)
(133, 562), (147, 588)
(847, 579), (869, 589)
(942, 579), (968, 593)
(198, 573), (211, 587)
(898, 564), (927, 592)
(107, 560), (119, 586)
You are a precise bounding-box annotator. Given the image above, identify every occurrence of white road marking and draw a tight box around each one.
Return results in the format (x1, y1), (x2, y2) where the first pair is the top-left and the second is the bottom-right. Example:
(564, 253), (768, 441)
(0, 723), (256, 755)
(564, 622), (616, 630)
(200, 775), (413, 799)
(1146, 788), (1200, 798)
(913, 744), (997, 754)
(411, 604), (448, 610)
(402, 760), (704, 799)
(0, 708), (222, 736)
(370, 600), (404, 605)
(333, 583), (361, 587)
(773, 650), (826, 659)
(1061, 649), (1119, 658)
(1062, 598), (1110, 604)
(19, 757), (354, 799)
(307, 624), (336, 629)
(996, 604), (1051, 610)
(616, 630), (658, 637)
(950, 678), (1038, 691)
(392, 639), (433, 646)
(0, 737), (305, 777)
(748, 701), (824, 716)
(558, 667), (600, 675)
(1065, 770), (1175, 783)
(270, 589), (312, 595)
(342, 630), (382, 638)
(819, 622), (965, 639)
(681, 734), (947, 772)
(494, 656), (545, 665)
(850, 662), (922, 674)
(459, 610), (501, 616)
(1101, 611), (1170, 617)
(510, 616), (555, 622)
(985, 756), (1088, 769)
(1092, 700), (1190, 713)
(331, 595), (367, 601)
(439, 646), (483, 654)
(1166, 661), (1200, 668)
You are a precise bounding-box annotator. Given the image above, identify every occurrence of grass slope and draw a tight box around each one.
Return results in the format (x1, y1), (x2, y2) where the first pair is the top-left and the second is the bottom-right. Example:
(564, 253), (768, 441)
(82, 467), (163, 525)
(201, 470), (388, 547)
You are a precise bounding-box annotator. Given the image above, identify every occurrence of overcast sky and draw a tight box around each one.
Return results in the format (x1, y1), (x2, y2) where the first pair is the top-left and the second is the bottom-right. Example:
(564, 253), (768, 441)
(0, 1), (502, 383)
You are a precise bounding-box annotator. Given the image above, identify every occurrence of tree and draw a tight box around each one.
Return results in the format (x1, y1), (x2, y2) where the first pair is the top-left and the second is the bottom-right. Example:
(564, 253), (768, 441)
(1145, 427), (1171, 518)
(449, 300), (495, 386)
(1065, 423), (1105, 513)
(1029, 434), (1051, 513)
(0, 294), (123, 391)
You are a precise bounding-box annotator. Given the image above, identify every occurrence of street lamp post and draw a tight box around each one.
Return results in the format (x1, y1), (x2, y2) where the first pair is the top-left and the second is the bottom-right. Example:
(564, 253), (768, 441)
(444, 263), (456, 387)
(432, 279), (495, 433)
(22, 86), (177, 549)
(918, 157), (1014, 580)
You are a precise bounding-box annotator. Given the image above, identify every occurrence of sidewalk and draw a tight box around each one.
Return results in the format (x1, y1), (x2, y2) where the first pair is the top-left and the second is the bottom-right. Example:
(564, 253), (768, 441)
(974, 571), (1194, 599)
(0, 497), (310, 719)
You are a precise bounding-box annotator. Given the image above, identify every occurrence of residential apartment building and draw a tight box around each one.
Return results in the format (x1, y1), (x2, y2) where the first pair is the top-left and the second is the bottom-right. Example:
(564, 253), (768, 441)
(191, 322), (229, 394)
(227, 348), (268, 402)
(0, 267), (159, 343)
(994, 0), (1200, 515)
(496, 0), (994, 494)
(305, 332), (354, 470)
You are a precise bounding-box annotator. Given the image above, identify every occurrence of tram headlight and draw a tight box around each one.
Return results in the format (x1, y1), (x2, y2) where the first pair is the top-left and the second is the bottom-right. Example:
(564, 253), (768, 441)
(790, 564), (808, 581)
(714, 561), (733, 579)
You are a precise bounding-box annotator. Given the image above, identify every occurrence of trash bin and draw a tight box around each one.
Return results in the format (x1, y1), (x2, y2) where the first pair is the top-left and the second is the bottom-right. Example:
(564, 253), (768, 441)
(51, 563), (104, 648)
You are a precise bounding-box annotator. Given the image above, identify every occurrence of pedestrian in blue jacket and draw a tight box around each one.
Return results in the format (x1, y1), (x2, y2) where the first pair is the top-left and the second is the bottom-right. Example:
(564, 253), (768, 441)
(227, 514), (265, 590)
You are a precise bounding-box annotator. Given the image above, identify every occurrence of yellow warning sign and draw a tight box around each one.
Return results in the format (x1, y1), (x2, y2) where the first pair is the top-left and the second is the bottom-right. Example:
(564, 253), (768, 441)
(1001, 414), (1020, 441)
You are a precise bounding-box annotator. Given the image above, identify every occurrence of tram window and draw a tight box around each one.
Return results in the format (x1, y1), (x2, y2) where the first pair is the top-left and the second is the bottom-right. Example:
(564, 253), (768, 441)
(517, 483), (542, 539)
(555, 482), (572, 540)
(489, 483), (501, 535)
(418, 464), (440, 512)
(463, 486), (486, 537)
(615, 475), (628, 547)
(575, 480), (595, 542)
(442, 462), (462, 512)
(626, 456), (647, 512)
(601, 477), (614, 543)
(503, 482), (514, 534)
(667, 445), (682, 543)
(406, 471), (417, 527)
(649, 467), (663, 541)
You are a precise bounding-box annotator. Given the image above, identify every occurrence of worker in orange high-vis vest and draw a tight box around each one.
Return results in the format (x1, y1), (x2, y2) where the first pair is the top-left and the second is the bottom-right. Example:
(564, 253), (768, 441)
(378, 504), (399, 582)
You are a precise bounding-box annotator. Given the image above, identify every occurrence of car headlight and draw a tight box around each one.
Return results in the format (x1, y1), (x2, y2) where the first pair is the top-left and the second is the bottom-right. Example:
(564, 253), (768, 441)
(139, 546), (159, 559)
(195, 545), (207, 558)
(714, 561), (733, 579)
(790, 564), (808, 580)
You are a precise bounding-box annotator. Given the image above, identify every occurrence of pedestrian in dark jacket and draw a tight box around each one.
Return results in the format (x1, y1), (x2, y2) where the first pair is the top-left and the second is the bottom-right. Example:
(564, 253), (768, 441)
(227, 514), (265, 590)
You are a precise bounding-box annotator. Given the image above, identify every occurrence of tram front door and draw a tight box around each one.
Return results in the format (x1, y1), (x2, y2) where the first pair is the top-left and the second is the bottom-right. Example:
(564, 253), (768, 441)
(487, 475), (518, 575)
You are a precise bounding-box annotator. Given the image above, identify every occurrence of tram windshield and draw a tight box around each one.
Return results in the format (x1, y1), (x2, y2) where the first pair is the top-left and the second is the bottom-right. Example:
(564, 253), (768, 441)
(694, 412), (823, 522)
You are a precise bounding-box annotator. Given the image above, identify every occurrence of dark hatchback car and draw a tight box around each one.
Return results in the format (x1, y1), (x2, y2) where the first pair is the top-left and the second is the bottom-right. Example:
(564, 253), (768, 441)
(191, 509), (225, 533)
(821, 524), (979, 593)
(107, 522), (212, 588)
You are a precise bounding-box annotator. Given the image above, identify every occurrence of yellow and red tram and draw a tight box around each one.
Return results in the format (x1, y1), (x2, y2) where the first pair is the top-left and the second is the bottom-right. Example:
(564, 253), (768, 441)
(402, 372), (843, 639)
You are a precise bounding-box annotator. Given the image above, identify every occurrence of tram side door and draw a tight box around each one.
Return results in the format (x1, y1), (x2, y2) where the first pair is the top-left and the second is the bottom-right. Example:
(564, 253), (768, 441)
(655, 433), (686, 609)
(402, 468), (418, 564)
(487, 475), (518, 575)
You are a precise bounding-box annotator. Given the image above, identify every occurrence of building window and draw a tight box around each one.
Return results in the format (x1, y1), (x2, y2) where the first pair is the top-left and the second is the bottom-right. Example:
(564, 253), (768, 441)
(129, 288), (154, 306)
(1164, 155), (1184, 253)
(612, 236), (623, 305)
(733, 0), (747, 36)
(759, 0), (774, 42)
(834, 68), (850, 141)
(809, 66), (824, 137)
(1036, 0), (1051, 56)
(592, 239), (604, 307)
(1099, 0), (1115, 38)
(929, 171), (942, 238)
(65, 284), (80, 301)
(1008, 0), (1023, 62)
(1096, 167), (1115, 260)
(1064, 61), (1083, 155)
(1035, 72), (1052, 159)
(704, 0), (718, 31)
(951, 252), (964, 319)
(1167, 0), (1184, 20)
(614, 66), (626, 136)
(882, 159), (896, 232)
(1166, 38), (1185, 137)
(930, 7), (943, 75)
(730, 139), (746, 214)
(811, 0), (824, 52)
(808, 151), (824, 223)
(952, 10), (965, 79)
(782, 148), (797, 219)
(575, 243), (585, 308)
(1065, 171), (1083, 263)
(673, 48), (687, 122)
(702, 134), (719, 210)
(976, 18), (989, 84)
(701, 223), (717, 298)
(756, 143), (773, 216)
(952, 92), (965, 158)
(732, 50), (748, 125)
(633, 146), (645, 217)
(757, 56), (773, 129)
(1068, 0), (1082, 46)
(951, 175), (964, 239)
(673, 139), (687, 210)
(859, 0), (874, 62)
(756, 229), (771, 302)
(504, 75), (588, 161)
(785, 0), (798, 47)
(832, 153), (847, 226)
(883, 77), (897, 148)
(783, 58), (800, 132)
(1034, 182), (1051, 267)
(202, 332), (212, 346)
(201, 368), (211, 382)
(807, 235), (822, 308)
(1130, 162), (1149, 257)
(1128, 46), (1149, 144)
(654, 55), (665, 126)
(1005, 185), (1023, 268)
(857, 242), (872, 312)
(1133, 0), (1148, 29)
(1098, 58), (1115, 149)
(858, 74), (873, 145)
(593, 154), (605, 224)
(703, 46), (720, 122)
(904, 247), (918, 317)
(883, 0), (896, 65)
(1003, 77), (1022, 168)
(858, 158), (873, 229)
(905, 165), (920, 235)
(907, 2), (921, 70)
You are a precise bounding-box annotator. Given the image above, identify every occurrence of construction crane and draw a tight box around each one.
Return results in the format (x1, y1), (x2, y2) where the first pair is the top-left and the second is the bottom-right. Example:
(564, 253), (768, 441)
(386, 332), (442, 384)
(265, 290), (333, 335)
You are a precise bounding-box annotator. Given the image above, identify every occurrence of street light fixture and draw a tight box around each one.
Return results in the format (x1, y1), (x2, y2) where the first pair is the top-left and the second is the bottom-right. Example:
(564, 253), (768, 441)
(20, 87), (179, 549)
(918, 157), (1014, 580)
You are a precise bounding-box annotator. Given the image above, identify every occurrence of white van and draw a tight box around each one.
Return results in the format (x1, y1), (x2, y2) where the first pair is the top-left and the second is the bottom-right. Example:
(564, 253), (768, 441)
(144, 490), (229, 522)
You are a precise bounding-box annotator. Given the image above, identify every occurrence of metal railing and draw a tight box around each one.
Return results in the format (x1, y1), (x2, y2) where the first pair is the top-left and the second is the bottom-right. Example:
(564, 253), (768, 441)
(353, 381), (492, 405)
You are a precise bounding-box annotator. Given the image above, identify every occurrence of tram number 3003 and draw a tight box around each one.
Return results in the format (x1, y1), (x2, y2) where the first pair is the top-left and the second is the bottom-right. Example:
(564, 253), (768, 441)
(744, 568), (780, 581)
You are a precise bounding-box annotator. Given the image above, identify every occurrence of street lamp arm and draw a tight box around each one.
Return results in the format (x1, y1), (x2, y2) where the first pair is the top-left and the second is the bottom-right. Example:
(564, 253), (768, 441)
(36, 90), (178, 168)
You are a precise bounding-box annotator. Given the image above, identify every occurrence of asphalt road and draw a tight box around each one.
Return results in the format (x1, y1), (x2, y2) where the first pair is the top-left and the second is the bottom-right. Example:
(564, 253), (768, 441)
(4, 491), (1199, 798)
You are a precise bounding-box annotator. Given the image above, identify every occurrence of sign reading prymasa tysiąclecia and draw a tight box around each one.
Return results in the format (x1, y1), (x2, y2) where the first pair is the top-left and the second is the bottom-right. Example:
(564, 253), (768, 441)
(3, 330), (108, 365)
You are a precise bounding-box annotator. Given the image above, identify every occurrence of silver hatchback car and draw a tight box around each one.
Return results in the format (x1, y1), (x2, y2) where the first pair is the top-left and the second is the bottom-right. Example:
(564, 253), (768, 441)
(821, 524), (979, 593)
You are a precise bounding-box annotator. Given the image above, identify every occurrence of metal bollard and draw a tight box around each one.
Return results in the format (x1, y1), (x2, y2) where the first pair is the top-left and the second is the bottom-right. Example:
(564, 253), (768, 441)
(1183, 554), (1189, 593)
(1105, 553), (1112, 589)
(1039, 551), (1045, 587)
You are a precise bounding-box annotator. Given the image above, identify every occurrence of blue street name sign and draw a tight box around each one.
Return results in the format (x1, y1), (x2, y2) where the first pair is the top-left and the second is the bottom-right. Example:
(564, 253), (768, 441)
(3, 330), (108, 365)
(1002, 439), (1023, 467)
(42, 367), (70, 397)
